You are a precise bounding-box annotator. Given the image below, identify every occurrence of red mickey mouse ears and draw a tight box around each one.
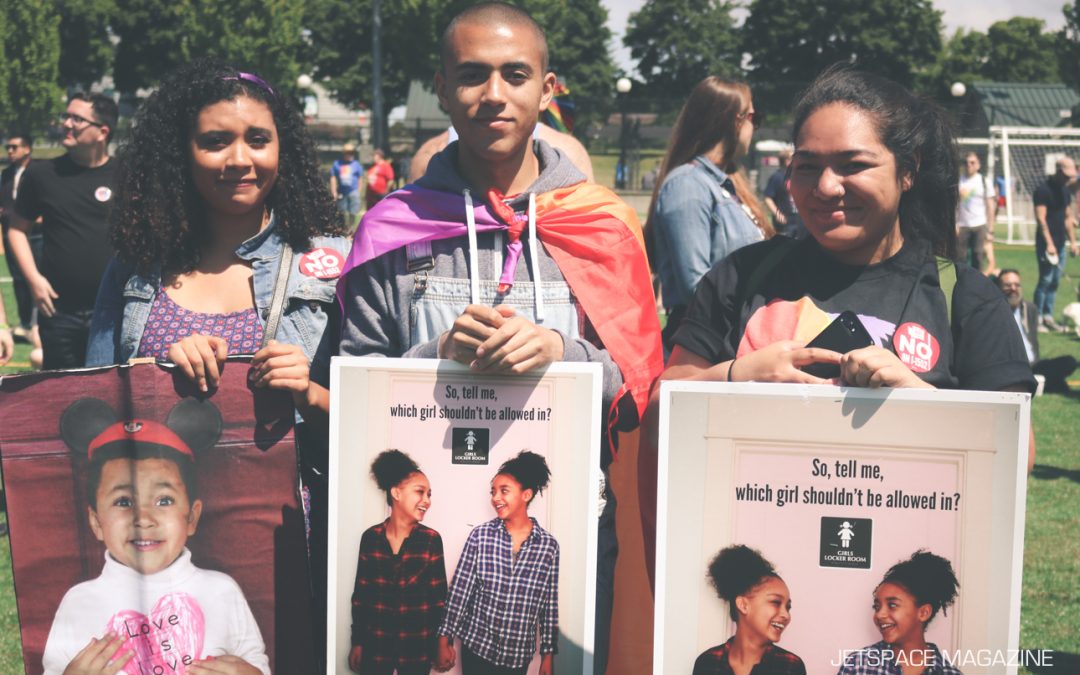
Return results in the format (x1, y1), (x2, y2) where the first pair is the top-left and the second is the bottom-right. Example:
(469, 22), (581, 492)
(87, 420), (194, 461)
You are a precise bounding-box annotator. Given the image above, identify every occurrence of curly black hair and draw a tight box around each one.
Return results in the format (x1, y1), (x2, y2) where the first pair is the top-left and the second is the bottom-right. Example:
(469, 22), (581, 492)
(495, 450), (551, 502)
(878, 549), (959, 626)
(707, 544), (781, 622)
(371, 449), (423, 507)
(792, 65), (959, 260)
(110, 58), (344, 276)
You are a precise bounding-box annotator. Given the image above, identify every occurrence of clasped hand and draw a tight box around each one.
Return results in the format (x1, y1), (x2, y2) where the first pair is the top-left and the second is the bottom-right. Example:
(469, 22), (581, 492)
(169, 335), (311, 396)
(438, 304), (564, 374)
(730, 341), (930, 389)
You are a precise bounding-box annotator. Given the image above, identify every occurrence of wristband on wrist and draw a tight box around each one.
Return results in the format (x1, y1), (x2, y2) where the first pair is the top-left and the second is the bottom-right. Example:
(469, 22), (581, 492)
(727, 358), (736, 382)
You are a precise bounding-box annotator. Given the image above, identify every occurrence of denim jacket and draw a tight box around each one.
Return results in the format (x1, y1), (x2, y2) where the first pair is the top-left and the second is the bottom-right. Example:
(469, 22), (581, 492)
(652, 156), (762, 310)
(85, 218), (351, 366)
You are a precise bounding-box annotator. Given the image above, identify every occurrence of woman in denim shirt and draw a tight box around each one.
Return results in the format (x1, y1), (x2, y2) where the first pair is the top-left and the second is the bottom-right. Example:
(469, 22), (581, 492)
(646, 77), (772, 352)
(85, 58), (349, 417)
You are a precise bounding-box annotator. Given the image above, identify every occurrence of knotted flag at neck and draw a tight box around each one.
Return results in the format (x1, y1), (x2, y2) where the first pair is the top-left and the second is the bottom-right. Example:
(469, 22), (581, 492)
(486, 187), (528, 294)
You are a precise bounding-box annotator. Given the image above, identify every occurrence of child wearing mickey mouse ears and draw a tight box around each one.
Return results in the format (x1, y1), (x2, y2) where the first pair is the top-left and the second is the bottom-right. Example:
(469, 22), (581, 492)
(42, 398), (269, 675)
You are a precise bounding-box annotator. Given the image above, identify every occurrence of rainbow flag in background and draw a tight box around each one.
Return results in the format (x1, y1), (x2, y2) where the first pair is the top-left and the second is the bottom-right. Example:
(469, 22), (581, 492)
(541, 81), (575, 133)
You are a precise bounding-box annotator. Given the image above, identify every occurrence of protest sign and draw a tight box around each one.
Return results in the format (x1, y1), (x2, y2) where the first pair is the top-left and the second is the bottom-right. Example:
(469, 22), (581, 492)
(0, 360), (313, 674)
(654, 382), (1030, 675)
(328, 358), (602, 674)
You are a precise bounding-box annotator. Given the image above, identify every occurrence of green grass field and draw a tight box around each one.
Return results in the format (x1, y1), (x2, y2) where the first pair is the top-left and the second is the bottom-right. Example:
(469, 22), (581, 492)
(0, 236), (1077, 671)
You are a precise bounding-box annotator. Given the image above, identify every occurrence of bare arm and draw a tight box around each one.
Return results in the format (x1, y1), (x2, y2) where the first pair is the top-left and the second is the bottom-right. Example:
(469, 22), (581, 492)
(661, 343), (838, 385)
(538, 124), (594, 182)
(763, 196), (786, 225)
(409, 132), (450, 182)
(1035, 204), (1055, 255)
(0, 292), (12, 366)
(8, 214), (57, 316)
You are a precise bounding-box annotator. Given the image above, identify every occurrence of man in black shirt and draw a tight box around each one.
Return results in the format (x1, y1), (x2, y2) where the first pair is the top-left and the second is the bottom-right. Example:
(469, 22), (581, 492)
(1, 135), (40, 339)
(1032, 156), (1078, 331)
(9, 93), (117, 369)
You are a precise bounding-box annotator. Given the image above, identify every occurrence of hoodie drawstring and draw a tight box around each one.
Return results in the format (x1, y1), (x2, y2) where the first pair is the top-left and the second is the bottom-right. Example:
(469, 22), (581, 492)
(463, 189), (543, 321)
(528, 193), (544, 322)
(463, 189), (480, 305)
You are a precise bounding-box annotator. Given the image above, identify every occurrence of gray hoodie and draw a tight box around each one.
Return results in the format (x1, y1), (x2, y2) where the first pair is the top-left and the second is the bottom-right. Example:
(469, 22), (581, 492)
(330, 139), (624, 418)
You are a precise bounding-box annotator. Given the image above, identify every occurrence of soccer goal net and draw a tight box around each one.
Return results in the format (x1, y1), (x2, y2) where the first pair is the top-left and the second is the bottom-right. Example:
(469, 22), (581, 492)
(957, 126), (1080, 245)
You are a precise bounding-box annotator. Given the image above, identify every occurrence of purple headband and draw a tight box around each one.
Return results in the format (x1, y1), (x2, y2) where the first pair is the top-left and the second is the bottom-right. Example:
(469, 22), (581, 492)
(221, 72), (276, 99)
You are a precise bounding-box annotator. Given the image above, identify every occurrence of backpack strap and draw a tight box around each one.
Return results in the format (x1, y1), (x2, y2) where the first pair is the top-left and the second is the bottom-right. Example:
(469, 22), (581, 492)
(935, 256), (957, 324)
(737, 237), (800, 311)
(260, 245), (294, 349)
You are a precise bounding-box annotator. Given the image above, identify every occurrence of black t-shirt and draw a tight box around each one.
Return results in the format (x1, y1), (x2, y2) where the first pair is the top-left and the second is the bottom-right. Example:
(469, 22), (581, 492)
(14, 154), (116, 311)
(1032, 178), (1071, 251)
(674, 236), (1035, 392)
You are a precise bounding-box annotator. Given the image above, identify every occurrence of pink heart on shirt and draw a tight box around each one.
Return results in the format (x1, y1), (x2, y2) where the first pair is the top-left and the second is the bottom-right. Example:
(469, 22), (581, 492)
(107, 592), (205, 674)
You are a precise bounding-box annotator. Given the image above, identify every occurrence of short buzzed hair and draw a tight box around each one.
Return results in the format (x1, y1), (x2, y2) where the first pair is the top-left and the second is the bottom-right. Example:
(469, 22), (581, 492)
(440, 1), (549, 73)
(7, 135), (32, 149)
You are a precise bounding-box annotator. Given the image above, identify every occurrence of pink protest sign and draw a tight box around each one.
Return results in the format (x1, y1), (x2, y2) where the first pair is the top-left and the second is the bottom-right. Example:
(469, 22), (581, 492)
(654, 382), (1030, 675)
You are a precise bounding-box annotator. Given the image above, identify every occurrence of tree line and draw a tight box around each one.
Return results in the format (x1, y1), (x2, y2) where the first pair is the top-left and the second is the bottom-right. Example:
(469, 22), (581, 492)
(2, 0), (1080, 137)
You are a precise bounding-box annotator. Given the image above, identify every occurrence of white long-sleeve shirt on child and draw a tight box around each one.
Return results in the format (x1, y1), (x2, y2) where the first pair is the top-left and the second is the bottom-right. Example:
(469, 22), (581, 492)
(42, 548), (269, 675)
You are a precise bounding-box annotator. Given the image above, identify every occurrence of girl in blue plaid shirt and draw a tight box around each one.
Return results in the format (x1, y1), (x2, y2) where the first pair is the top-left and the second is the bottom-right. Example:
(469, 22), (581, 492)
(837, 550), (961, 675)
(349, 450), (447, 674)
(438, 451), (559, 675)
(693, 545), (806, 675)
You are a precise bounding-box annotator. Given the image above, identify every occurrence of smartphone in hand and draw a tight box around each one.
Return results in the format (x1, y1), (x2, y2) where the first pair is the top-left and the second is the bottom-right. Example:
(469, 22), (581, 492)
(802, 310), (874, 378)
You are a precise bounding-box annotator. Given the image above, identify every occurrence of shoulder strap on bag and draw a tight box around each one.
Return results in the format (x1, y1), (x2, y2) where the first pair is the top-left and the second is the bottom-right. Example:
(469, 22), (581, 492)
(739, 237), (799, 308)
(261, 246), (294, 349)
(935, 256), (957, 323)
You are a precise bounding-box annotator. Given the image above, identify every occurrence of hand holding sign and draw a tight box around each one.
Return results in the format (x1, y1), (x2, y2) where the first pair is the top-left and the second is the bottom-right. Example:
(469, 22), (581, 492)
(839, 345), (934, 389)
(439, 304), (505, 365)
(473, 305), (564, 374)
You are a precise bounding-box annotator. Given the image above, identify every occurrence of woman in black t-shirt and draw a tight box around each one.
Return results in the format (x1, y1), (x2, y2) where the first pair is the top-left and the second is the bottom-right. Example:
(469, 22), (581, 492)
(663, 67), (1034, 398)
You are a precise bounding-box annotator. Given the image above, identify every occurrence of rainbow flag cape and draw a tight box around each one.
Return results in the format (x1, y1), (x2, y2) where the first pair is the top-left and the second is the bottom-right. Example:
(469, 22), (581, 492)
(339, 182), (663, 436)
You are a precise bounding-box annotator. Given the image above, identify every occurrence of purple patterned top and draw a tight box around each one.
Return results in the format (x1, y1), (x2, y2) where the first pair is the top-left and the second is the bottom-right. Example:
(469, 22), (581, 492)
(136, 289), (264, 360)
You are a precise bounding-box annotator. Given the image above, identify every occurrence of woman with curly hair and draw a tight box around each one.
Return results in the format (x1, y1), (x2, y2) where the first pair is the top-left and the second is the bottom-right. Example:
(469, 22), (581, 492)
(693, 544), (805, 675)
(837, 550), (962, 675)
(646, 76), (771, 354)
(86, 58), (349, 416)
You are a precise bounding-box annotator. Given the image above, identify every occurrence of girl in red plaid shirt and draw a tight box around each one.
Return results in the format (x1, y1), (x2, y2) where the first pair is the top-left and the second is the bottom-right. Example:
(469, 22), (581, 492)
(349, 450), (447, 674)
(693, 545), (806, 675)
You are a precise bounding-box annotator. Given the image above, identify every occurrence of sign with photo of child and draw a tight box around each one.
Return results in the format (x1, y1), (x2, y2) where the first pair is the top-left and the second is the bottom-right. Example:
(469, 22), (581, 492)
(0, 360), (315, 675)
(328, 358), (603, 675)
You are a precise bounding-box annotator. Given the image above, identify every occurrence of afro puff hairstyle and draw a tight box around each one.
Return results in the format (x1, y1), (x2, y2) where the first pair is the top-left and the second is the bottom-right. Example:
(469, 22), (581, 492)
(707, 544), (781, 622)
(878, 550), (959, 625)
(495, 450), (551, 503)
(370, 449), (423, 506)
(110, 57), (344, 277)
